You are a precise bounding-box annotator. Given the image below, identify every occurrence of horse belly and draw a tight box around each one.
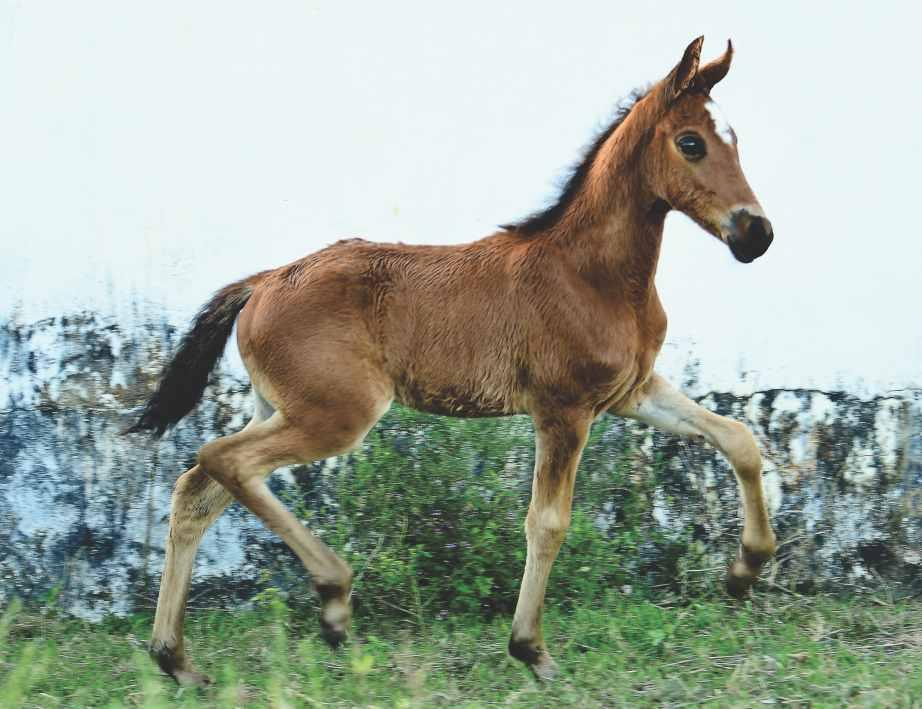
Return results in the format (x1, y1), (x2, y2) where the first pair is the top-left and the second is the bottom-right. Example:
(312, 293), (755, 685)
(391, 365), (520, 418)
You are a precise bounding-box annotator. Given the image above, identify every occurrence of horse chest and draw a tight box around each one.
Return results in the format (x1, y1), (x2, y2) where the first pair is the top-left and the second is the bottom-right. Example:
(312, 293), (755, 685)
(546, 310), (664, 412)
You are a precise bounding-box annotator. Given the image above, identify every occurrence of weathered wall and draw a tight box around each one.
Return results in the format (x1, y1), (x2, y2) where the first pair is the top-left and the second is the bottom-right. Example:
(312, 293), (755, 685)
(1, 313), (920, 619)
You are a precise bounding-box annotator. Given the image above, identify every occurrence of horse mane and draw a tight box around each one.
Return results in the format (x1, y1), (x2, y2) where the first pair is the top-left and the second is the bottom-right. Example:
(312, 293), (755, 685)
(501, 87), (650, 236)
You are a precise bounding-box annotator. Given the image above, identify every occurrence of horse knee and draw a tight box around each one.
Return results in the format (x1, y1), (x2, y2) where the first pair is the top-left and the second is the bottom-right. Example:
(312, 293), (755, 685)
(526, 507), (571, 552)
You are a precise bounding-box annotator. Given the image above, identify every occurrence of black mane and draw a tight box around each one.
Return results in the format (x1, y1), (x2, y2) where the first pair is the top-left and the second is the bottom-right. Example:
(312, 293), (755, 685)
(501, 87), (649, 236)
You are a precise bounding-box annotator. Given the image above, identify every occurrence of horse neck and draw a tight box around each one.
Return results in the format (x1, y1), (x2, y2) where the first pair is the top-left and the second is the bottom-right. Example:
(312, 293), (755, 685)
(549, 175), (667, 305)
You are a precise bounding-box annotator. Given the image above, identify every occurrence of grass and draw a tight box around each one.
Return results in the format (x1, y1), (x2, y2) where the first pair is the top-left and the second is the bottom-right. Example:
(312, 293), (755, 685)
(1, 592), (921, 707)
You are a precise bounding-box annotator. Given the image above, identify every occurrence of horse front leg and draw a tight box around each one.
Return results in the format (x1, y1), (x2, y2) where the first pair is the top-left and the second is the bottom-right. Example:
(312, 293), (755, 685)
(618, 372), (777, 595)
(508, 410), (592, 680)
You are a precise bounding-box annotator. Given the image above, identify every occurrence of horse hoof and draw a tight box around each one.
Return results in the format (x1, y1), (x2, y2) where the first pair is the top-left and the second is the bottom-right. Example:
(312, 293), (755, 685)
(530, 652), (560, 682)
(726, 559), (757, 599)
(726, 572), (753, 599)
(509, 637), (559, 681)
(172, 668), (213, 687)
(150, 643), (212, 687)
(319, 618), (348, 649)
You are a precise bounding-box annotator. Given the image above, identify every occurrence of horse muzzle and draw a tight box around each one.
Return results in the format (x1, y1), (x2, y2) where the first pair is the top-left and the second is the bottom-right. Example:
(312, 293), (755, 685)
(724, 209), (773, 263)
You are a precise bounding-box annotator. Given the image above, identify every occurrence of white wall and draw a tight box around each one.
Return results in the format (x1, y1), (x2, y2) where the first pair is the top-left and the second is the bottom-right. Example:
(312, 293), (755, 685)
(2, 1), (919, 393)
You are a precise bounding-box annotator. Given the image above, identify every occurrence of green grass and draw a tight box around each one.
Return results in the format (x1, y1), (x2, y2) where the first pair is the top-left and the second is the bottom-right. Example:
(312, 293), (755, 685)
(2, 593), (921, 707)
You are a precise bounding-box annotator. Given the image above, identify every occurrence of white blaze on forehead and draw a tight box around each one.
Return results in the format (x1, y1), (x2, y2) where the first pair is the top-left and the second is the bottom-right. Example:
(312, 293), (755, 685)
(705, 100), (735, 145)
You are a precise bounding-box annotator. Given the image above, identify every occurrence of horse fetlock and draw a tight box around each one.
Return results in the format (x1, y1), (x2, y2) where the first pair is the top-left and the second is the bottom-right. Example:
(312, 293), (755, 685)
(725, 539), (774, 598)
(508, 635), (542, 664)
(743, 539), (776, 565)
(315, 574), (352, 603)
(508, 636), (559, 681)
(739, 528), (777, 564)
(320, 595), (351, 625)
(149, 640), (181, 672)
(149, 642), (212, 687)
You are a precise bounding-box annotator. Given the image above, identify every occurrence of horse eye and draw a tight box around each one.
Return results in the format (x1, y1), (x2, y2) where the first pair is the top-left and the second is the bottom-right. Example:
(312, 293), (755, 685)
(675, 133), (706, 161)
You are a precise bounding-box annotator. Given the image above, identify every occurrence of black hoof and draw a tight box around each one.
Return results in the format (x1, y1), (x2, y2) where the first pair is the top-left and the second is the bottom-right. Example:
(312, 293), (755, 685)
(725, 571), (754, 599)
(320, 618), (348, 649)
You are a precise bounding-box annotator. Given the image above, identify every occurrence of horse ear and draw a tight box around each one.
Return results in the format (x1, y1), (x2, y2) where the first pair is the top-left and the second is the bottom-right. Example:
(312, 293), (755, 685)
(698, 39), (733, 92)
(668, 36), (704, 100)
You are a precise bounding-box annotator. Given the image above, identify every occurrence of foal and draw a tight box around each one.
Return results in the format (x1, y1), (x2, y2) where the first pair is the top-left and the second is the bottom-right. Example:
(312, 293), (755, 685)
(129, 36), (776, 684)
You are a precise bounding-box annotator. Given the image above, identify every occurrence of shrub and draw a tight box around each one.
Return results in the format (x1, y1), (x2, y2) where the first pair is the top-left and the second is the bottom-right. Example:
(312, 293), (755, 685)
(277, 406), (697, 621)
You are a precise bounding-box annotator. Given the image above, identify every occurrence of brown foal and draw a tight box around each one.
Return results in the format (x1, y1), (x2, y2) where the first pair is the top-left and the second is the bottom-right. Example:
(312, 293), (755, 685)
(128, 37), (776, 684)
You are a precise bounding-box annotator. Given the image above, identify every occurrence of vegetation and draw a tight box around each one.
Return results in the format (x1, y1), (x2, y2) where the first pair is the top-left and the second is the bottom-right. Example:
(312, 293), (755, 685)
(3, 406), (919, 705)
(1, 593), (921, 707)
(271, 406), (717, 623)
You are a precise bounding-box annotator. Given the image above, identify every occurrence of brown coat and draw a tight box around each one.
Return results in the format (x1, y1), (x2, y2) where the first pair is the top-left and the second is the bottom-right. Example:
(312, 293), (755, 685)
(131, 37), (777, 686)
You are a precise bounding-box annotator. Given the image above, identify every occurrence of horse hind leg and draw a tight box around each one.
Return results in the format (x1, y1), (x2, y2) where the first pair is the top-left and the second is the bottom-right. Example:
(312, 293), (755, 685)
(149, 465), (232, 685)
(196, 394), (389, 648)
(149, 399), (273, 685)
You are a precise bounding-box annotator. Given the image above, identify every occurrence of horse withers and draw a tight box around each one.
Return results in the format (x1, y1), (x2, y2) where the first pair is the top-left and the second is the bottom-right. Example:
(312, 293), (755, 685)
(127, 36), (776, 684)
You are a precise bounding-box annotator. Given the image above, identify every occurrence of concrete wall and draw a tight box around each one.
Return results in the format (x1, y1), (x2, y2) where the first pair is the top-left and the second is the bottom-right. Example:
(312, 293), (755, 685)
(1, 312), (919, 618)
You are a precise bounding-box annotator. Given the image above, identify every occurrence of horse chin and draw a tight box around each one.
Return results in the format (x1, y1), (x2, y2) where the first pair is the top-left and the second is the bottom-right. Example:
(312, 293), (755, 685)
(728, 242), (757, 263)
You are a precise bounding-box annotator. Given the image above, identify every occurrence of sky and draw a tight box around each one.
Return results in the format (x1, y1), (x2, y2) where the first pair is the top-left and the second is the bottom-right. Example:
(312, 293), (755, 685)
(1, 1), (920, 395)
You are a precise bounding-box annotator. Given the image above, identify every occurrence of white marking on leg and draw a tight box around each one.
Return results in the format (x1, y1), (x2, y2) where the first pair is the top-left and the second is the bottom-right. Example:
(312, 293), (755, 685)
(705, 100), (735, 145)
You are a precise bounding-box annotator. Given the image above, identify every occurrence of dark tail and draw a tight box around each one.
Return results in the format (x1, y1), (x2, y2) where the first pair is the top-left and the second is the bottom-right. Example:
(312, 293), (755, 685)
(124, 274), (263, 437)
